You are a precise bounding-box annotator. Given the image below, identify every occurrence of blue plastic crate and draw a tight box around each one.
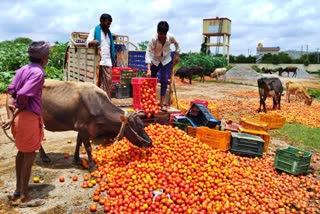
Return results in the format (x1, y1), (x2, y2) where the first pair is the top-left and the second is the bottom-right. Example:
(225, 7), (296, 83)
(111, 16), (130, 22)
(186, 103), (220, 128)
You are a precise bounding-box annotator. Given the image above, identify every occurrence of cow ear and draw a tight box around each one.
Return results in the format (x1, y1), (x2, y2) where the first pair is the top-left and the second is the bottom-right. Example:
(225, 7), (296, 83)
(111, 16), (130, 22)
(120, 115), (128, 123)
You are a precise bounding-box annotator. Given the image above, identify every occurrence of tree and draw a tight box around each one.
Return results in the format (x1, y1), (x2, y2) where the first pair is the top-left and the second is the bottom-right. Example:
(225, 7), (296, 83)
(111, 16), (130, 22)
(137, 41), (148, 51)
(13, 37), (32, 45)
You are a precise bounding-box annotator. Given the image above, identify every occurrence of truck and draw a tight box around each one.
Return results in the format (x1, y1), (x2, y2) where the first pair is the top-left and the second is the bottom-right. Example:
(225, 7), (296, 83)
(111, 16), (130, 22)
(63, 32), (146, 85)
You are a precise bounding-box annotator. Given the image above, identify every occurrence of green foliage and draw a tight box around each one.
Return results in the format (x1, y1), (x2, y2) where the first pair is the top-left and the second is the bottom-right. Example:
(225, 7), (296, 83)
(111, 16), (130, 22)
(48, 42), (68, 69)
(0, 39), (67, 93)
(307, 88), (320, 99)
(271, 123), (320, 151)
(303, 59), (310, 66)
(179, 53), (227, 75)
(137, 41), (148, 51)
(13, 37), (32, 45)
(251, 65), (261, 73)
(45, 66), (63, 80)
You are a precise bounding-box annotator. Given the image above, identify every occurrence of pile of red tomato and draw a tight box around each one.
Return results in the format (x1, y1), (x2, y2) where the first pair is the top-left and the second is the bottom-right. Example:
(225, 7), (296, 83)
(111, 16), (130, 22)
(84, 124), (320, 213)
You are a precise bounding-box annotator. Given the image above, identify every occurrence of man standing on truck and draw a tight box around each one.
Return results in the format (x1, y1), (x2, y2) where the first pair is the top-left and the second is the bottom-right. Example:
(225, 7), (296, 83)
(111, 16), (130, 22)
(86, 13), (116, 98)
(146, 21), (180, 112)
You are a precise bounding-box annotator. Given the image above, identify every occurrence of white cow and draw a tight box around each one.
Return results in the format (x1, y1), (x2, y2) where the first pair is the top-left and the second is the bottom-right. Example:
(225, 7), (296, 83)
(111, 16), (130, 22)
(210, 68), (227, 81)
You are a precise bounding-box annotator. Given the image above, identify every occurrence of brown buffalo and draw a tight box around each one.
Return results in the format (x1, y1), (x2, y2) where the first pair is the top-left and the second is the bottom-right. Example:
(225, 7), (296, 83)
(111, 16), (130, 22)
(175, 66), (204, 84)
(40, 80), (152, 171)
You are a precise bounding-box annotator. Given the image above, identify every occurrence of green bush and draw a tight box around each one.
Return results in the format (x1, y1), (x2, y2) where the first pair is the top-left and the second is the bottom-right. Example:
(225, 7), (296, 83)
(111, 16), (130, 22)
(308, 88), (320, 100)
(251, 65), (261, 73)
(179, 53), (227, 76)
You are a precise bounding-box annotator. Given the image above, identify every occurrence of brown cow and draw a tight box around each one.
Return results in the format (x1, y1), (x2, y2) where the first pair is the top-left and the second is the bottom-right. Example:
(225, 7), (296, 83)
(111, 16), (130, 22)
(285, 81), (314, 105)
(40, 80), (152, 171)
(257, 77), (283, 113)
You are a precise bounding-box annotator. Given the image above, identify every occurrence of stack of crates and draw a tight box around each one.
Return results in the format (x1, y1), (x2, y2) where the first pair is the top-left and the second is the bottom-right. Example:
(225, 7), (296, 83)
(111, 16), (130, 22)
(186, 103), (220, 128)
(274, 147), (312, 175)
(239, 117), (270, 153)
(230, 132), (265, 158)
(131, 77), (157, 110)
(238, 127), (270, 153)
(112, 67), (137, 84)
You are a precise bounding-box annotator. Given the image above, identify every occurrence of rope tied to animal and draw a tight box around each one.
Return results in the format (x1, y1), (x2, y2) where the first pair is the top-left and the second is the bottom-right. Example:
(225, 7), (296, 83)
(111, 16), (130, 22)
(114, 111), (150, 144)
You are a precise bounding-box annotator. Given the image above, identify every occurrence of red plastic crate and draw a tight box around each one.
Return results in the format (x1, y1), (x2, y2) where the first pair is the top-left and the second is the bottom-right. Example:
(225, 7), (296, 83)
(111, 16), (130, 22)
(112, 67), (137, 75)
(131, 78), (157, 110)
(112, 74), (120, 83)
(191, 99), (208, 107)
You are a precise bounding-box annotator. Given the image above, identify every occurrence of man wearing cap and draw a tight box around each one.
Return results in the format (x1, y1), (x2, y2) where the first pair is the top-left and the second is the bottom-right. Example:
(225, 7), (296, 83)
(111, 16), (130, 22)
(86, 13), (115, 98)
(1, 41), (49, 207)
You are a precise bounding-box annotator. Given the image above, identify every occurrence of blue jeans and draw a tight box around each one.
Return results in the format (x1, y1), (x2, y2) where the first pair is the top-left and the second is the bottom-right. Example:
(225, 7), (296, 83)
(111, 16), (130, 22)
(151, 62), (172, 96)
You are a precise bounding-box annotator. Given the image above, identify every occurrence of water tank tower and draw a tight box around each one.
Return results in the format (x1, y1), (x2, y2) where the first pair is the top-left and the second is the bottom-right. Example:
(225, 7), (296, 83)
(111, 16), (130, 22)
(202, 17), (231, 62)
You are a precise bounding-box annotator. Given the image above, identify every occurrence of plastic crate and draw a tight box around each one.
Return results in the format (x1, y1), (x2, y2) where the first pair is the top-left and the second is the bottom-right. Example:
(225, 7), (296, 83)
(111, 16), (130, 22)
(240, 117), (269, 132)
(224, 122), (241, 132)
(111, 83), (130, 99)
(230, 132), (265, 158)
(173, 122), (192, 132)
(186, 103), (220, 128)
(187, 126), (197, 138)
(274, 147), (312, 175)
(259, 112), (286, 129)
(131, 78), (157, 110)
(238, 127), (270, 153)
(196, 127), (231, 151)
(169, 112), (184, 126)
(191, 99), (208, 108)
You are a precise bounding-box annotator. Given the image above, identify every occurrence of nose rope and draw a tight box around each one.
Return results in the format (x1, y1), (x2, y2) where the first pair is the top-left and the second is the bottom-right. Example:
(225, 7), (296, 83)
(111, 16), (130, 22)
(114, 112), (149, 144)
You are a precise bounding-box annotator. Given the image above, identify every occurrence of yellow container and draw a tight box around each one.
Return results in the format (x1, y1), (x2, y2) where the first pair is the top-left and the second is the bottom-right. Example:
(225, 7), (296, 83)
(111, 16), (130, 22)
(196, 127), (231, 151)
(238, 127), (271, 153)
(259, 112), (286, 129)
(240, 117), (269, 132)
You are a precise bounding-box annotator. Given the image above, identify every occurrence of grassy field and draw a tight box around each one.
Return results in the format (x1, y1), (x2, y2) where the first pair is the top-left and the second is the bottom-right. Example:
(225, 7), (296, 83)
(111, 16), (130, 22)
(270, 123), (320, 152)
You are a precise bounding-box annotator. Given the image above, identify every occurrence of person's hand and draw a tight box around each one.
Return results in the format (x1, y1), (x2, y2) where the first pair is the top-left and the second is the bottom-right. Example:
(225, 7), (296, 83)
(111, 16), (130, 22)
(1, 118), (13, 130)
(147, 69), (151, 77)
(173, 54), (180, 65)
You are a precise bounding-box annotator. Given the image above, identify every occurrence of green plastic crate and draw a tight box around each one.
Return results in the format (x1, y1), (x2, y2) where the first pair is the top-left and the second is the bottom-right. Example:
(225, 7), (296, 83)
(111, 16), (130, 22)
(274, 147), (312, 175)
(230, 132), (265, 158)
(121, 70), (138, 85)
(173, 121), (192, 132)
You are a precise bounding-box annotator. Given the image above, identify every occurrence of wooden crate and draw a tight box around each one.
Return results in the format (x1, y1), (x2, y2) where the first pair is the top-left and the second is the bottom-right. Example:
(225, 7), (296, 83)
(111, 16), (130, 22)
(68, 47), (98, 84)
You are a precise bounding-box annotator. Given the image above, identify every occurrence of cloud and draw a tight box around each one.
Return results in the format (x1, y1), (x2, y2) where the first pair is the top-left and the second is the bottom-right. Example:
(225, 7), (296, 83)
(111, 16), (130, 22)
(0, 0), (319, 55)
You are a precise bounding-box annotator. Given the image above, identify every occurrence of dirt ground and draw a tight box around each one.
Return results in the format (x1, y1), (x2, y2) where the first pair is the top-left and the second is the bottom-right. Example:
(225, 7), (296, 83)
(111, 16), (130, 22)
(0, 74), (319, 214)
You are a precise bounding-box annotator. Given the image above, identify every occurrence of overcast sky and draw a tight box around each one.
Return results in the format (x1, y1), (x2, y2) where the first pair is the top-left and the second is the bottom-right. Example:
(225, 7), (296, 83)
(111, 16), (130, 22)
(1, 0), (319, 56)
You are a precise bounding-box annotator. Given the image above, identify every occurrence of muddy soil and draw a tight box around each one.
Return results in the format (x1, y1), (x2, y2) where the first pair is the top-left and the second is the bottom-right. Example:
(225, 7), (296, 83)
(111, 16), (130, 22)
(0, 75), (319, 214)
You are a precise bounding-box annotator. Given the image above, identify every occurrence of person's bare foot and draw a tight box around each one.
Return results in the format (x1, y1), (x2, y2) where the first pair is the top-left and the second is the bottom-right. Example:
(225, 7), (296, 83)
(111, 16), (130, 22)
(19, 198), (45, 208)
